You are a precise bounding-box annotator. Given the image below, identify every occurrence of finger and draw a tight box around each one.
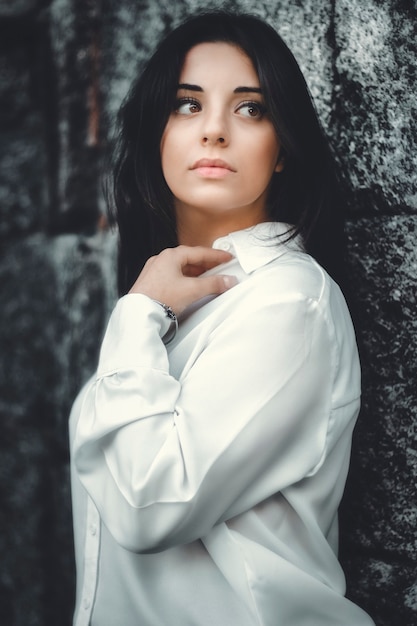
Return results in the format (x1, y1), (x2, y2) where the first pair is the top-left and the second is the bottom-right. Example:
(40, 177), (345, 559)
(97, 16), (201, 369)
(182, 261), (235, 277)
(182, 265), (208, 277)
(178, 246), (234, 272)
(187, 274), (238, 301)
(183, 257), (234, 277)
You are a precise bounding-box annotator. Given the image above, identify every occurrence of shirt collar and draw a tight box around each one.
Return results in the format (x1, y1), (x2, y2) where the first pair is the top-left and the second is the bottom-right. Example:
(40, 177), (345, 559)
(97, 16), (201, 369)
(212, 222), (305, 274)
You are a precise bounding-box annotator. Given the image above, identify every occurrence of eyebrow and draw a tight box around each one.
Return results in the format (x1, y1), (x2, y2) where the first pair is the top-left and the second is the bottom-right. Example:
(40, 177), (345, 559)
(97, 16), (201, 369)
(177, 83), (263, 94)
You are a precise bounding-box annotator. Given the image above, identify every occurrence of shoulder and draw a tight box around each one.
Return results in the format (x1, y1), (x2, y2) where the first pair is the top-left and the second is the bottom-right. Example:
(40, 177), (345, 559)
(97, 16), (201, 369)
(246, 249), (333, 307)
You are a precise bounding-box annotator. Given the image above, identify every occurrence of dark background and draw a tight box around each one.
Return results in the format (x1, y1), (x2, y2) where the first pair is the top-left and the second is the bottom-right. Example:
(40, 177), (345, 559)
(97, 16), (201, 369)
(0, 1), (416, 625)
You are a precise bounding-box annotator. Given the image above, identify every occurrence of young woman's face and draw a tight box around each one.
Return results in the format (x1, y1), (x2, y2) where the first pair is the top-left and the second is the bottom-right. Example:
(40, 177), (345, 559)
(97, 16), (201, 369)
(160, 42), (283, 231)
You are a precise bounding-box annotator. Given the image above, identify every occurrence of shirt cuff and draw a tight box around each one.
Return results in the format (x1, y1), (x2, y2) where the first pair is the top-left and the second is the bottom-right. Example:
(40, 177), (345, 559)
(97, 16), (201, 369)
(96, 294), (171, 376)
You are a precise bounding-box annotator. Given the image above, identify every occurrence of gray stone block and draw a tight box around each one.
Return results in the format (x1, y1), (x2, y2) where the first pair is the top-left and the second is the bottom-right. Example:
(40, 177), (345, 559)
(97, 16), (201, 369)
(48, 0), (101, 230)
(0, 27), (49, 238)
(340, 215), (417, 624)
(0, 231), (116, 625)
(0, 131), (48, 237)
(347, 215), (417, 384)
(333, 0), (417, 210)
(0, 0), (47, 18)
(342, 557), (417, 626)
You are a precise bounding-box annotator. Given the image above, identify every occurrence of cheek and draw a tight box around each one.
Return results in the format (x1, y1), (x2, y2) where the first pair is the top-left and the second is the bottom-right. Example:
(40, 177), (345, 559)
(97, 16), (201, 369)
(263, 135), (281, 166)
(247, 126), (280, 164)
(252, 142), (281, 184)
(245, 138), (281, 196)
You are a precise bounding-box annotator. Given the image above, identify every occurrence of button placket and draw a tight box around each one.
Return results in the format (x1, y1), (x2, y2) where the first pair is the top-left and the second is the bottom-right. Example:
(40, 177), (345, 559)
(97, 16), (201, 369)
(75, 498), (100, 626)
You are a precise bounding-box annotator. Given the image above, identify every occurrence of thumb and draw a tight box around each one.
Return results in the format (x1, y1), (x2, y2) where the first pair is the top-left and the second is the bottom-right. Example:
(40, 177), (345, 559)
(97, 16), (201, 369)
(191, 274), (238, 300)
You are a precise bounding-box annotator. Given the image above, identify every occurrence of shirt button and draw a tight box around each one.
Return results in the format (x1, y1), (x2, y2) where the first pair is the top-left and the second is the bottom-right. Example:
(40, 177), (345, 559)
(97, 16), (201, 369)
(83, 598), (91, 610)
(89, 524), (97, 536)
(217, 240), (232, 252)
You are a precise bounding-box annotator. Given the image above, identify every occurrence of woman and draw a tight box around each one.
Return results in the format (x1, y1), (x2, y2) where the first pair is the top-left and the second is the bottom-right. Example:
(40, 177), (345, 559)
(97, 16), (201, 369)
(70, 11), (374, 625)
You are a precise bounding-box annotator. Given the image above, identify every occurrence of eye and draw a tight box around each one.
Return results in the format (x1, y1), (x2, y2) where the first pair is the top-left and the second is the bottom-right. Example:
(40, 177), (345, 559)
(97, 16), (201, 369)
(175, 97), (201, 115)
(236, 101), (266, 119)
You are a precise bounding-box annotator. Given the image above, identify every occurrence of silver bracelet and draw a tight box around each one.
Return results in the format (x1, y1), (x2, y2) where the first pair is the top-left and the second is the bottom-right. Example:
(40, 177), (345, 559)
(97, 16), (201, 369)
(153, 300), (178, 344)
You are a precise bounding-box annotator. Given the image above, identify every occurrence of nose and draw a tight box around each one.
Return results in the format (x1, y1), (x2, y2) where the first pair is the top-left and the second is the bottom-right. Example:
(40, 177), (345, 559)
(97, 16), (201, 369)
(202, 135), (226, 145)
(201, 108), (229, 146)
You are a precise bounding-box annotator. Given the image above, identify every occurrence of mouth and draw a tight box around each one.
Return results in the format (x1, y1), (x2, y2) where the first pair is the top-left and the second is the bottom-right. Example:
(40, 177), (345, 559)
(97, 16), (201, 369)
(191, 158), (236, 178)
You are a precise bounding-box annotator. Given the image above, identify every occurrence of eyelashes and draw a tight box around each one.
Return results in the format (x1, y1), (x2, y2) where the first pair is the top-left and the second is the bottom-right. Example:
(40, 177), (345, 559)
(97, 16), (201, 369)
(174, 97), (201, 115)
(173, 97), (267, 119)
(236, 101), (267, 119)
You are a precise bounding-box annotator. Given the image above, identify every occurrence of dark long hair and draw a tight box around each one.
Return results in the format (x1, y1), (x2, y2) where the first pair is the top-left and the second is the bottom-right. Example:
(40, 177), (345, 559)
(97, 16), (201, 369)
(109, 11), (349, 296)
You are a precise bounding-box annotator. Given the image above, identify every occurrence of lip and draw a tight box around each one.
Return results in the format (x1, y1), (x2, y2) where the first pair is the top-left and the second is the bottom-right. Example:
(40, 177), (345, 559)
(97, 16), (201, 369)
(191, 158), (236, 172)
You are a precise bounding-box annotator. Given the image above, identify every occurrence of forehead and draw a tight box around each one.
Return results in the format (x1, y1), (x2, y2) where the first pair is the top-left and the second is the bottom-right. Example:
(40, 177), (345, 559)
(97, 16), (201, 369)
(179, 42), (259, 85)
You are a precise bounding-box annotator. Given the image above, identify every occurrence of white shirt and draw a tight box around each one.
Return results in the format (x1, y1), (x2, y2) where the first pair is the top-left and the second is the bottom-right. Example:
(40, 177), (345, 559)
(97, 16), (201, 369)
(70, 222), (375, 626)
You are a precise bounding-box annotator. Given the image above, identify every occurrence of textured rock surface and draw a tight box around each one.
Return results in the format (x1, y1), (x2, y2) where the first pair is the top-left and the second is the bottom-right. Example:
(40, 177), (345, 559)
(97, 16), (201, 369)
(340, 215), (417, 624)
(0, 16), (49, 238)
(333, 0), (417, 210)
(0, 232), (117, 626)
(0, 1), (416, 625)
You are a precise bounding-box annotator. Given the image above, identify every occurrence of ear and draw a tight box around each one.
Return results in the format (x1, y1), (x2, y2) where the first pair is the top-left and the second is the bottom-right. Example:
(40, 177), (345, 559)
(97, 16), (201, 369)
(275, 152), (285, 173)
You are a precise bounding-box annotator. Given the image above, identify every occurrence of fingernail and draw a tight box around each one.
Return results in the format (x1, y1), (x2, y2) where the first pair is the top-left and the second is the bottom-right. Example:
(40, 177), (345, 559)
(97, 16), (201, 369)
(223, 275), (239, 289)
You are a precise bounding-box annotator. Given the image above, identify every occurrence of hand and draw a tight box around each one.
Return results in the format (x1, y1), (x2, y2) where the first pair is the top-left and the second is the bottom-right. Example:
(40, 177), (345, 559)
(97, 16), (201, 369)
(129, 246), (238, 315)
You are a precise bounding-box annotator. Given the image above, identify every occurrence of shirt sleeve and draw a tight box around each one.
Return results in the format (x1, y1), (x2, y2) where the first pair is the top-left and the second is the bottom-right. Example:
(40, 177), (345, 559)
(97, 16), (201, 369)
(72, 284), (355, 554)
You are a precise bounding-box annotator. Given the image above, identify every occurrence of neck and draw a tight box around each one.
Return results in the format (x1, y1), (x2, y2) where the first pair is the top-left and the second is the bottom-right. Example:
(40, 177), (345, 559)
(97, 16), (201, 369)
(176, 207), (269, 247)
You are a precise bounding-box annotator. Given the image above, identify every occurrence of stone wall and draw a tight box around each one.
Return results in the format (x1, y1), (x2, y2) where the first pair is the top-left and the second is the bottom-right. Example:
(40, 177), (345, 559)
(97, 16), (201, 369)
(0, 1), (415, 625)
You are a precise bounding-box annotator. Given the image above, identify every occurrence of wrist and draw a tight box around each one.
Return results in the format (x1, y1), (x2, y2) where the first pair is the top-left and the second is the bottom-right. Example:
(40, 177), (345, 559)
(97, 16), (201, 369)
(152, 300), (178, 344)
